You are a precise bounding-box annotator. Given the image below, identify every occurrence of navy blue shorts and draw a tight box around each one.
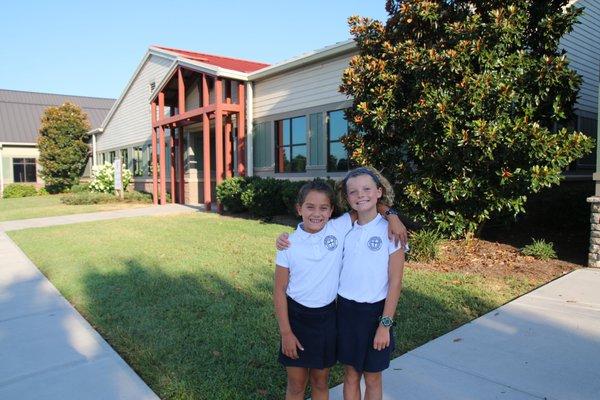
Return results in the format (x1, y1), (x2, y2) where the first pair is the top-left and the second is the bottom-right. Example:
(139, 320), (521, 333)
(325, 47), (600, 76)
(336, 295), (395, 373)
(278, 297), (337, 369)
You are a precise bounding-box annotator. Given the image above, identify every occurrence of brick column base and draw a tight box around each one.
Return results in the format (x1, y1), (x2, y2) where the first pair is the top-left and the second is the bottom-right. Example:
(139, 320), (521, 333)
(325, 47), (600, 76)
(587, 196), (600, 268)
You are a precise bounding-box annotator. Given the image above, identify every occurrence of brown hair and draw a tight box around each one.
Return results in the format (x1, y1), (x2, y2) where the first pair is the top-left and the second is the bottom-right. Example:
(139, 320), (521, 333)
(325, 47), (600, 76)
(297, 179), (335, 207)
(335, 166), (395, 210)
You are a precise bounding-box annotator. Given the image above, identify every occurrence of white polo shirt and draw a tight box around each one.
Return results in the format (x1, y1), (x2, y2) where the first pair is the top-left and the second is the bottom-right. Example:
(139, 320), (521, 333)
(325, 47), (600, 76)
(338, 214), (403, 303)
(275, 213), (352, 308)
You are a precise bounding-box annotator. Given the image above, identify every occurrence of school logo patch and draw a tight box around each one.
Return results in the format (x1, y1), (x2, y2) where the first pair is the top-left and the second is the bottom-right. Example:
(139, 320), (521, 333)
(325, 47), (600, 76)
(367, 236), (383, 251)
(324, 235), (338, 251)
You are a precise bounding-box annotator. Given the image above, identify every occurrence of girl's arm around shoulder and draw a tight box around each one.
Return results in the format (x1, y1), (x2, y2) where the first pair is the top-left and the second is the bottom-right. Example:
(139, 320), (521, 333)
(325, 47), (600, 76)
(329, 212), (353, 233)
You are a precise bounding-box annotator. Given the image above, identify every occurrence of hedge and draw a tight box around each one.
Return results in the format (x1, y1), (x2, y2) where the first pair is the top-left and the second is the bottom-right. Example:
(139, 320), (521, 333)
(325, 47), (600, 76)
(3, 184), (39, 198)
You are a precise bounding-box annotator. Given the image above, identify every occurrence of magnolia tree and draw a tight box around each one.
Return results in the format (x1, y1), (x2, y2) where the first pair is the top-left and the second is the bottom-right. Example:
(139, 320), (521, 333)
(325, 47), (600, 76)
(90, 163), (133, 193)
(341, 0), (595, 237)
(38, 102), (91, 193)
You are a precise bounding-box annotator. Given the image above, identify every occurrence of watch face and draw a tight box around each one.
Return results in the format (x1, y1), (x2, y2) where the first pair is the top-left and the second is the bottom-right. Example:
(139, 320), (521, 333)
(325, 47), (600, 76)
(380, 316), (393, 327)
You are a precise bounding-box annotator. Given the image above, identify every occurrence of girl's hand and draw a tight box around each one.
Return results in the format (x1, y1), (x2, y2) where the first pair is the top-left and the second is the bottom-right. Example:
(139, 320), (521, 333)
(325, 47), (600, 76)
(387, 216), (408, 247)
(276, 233), (291, 250)
(373, 326), (390, 351)
(281, 331), (304, 359)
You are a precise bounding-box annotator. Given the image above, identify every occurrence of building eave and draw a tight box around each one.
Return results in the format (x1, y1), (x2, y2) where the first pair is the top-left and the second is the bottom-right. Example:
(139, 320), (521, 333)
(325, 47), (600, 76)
(248, 40), (357, 81)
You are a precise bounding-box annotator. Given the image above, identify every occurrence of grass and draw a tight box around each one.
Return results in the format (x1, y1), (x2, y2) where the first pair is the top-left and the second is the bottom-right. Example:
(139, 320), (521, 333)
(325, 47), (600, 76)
(0, 195), (150, 222)
(9, 213), (539, 399)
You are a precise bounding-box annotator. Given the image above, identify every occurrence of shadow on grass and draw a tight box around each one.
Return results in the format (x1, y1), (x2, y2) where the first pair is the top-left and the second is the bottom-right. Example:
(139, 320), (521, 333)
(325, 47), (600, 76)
(79, 259), (505, 399)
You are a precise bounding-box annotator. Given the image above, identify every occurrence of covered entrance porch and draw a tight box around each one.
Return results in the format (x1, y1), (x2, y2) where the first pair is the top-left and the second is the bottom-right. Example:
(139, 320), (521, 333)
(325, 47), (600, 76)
(150, 64), (246, 210)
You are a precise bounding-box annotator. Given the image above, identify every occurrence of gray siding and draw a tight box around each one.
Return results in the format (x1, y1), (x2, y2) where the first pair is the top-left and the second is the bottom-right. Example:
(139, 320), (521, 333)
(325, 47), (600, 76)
(97, 54), (174, 151)
(562, 0), (600, 115)
(252, 54), (355, 119)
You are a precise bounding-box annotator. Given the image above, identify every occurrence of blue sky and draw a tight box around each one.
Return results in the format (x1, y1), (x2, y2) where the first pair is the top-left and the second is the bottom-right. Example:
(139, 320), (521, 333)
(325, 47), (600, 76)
(0, 1), (389, 99)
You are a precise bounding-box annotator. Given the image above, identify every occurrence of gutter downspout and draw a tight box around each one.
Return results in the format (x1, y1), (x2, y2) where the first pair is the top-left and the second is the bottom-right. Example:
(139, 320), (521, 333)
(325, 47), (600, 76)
(92, 133), (97, 166)
(246, 82), (254, 177)
(0, 144), (4, 198)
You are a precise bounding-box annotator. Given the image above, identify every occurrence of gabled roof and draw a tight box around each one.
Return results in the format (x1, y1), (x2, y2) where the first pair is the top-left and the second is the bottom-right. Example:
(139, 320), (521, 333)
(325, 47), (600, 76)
(152, 45), (270, 73)
(0, 89), (115, 144)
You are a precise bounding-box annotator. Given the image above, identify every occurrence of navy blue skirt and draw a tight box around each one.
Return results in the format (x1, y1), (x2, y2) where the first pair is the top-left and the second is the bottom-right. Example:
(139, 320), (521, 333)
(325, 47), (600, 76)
(278, 296), (337, 369)
(336, 295), (395, 373)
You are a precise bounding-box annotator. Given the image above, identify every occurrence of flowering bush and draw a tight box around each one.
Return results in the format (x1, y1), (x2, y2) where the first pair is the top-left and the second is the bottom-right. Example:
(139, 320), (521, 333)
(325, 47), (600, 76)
(89, 162), (133, 193)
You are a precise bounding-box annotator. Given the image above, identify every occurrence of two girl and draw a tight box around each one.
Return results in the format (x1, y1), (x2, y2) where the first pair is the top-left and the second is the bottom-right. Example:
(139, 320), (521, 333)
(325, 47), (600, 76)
(274, 167), (406, 399)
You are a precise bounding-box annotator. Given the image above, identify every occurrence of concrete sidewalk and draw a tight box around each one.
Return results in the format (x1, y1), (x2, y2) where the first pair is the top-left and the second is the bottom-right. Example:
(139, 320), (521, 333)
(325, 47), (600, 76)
(0, 205), (202, 399)
(330, 268), (600, 400)
(0, 203), (197, 232)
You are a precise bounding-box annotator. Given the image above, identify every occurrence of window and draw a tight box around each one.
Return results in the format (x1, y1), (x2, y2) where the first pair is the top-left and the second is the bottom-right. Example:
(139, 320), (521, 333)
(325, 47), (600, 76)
(120, 149), (129, 169)
(13, 158), (36, 182)
(275, 116), (307, 172)
(133, 147), (143, 176)
(109, 151), (116, 163)
(327, 110), (351, 172)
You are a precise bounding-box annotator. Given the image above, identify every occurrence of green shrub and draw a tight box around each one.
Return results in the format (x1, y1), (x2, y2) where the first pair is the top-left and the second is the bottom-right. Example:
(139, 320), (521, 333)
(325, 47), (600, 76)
(123, 191), (153, 203)
(408, 229), (443, 263)
(3, 184), (38, 198)
(60, 192), (118, 205)
(70, 183), (91, 193)
(37, 187), (49, 196)
(216, 177), (251, 213)
(241, 177), (286, 217)
(522, 239), (557, 260)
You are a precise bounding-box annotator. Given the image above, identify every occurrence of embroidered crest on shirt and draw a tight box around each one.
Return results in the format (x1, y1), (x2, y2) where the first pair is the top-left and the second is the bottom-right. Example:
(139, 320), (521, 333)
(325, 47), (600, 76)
(367, 236), (383, 251)
(324, 235), (338, 251)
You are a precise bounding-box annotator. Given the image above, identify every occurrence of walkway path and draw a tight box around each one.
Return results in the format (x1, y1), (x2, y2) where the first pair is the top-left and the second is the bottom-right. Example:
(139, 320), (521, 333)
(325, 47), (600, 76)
(329, 268), (600, 400)
(0, 203), (197, 231)
(0, 205), (197, 399)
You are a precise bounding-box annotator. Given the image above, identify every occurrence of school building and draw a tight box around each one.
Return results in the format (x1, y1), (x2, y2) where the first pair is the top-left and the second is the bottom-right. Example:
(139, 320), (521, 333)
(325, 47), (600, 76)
(91, 0), (599, 209)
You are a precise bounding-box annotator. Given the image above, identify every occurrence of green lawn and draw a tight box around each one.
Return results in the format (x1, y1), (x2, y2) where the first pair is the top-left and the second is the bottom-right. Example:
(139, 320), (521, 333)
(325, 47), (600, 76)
(0, 195), (150, 222)
(9, 214), (537, 399)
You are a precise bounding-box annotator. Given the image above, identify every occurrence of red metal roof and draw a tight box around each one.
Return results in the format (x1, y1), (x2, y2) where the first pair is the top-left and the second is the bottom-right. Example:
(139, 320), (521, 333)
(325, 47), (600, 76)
(153, 46), (270, 73)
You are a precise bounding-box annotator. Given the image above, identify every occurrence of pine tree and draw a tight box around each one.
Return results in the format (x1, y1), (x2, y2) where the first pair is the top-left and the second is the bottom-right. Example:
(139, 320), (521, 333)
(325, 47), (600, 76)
(38, 102), (91, 193)
(341, 0), (595, 237)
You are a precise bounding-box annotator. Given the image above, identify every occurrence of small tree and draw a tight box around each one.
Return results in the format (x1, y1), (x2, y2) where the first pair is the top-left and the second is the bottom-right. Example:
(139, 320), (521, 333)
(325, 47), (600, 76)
(38, 102), (91, 193)
(341, 0), (594, 237)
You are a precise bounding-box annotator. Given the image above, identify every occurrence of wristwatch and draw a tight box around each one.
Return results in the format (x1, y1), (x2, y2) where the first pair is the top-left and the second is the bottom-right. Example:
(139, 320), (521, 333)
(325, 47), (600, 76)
(384, 208), (399, 217)
(379, 316), (394, 327)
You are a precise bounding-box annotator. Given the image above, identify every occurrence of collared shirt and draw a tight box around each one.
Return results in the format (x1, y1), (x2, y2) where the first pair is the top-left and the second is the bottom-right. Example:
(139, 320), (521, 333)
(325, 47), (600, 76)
(338, 214), (404, 303)
(275, 213), (352, 307)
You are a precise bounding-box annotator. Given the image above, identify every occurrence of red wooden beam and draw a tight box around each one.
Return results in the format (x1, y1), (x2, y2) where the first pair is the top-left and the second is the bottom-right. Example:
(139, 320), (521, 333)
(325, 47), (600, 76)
(178, 67), (185, 114)
(215, 78), (224, 212)
(237, 82), (246, 176)
(159, 126), (167, 205)
(202, 73), (209, 106)
(225, 116), (232, 179)
(153, 104), (216, 128)
(203, 112), (211, 210)
(170, 130), (176, 204)
(151, 102), (158, 205)
(178, 127), (185, 204)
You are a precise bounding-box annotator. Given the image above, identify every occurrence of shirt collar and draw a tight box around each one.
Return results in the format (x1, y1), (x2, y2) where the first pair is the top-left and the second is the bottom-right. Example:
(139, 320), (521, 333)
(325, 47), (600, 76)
(353, 213), (383, 230)
(295, 223), (327, 239)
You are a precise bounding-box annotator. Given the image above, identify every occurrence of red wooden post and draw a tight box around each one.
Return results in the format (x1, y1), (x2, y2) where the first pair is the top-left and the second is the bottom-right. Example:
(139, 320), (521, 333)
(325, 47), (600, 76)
(225, 116), (232, 178)
(177, 68), (186, 204)
(202, 74), (211, 210)
(178, 127), (185, 204)
(215, 78), (224, 204)
(158, 92), (167, 205)
(237, 82), (246, 176)
(151, 102), (158, 204)
(170, 129), (176, 204)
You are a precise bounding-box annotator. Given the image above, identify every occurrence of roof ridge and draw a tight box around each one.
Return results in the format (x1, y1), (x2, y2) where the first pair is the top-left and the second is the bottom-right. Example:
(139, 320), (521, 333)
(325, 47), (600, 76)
(0, 88), (116, 101)
(152, 45), (270, 66)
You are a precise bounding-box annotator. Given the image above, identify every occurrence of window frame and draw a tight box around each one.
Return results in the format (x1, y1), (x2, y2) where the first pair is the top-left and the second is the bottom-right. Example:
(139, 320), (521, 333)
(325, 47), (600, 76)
(326, 109), (351, 172)
(12, 157), (37, 183)
(275, 116), (307, 173)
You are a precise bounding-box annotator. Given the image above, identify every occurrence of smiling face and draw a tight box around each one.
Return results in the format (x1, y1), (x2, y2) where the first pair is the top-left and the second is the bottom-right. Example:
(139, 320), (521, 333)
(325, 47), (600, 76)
(296, 190), (334, 234)
(345, 174), (382, 214)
